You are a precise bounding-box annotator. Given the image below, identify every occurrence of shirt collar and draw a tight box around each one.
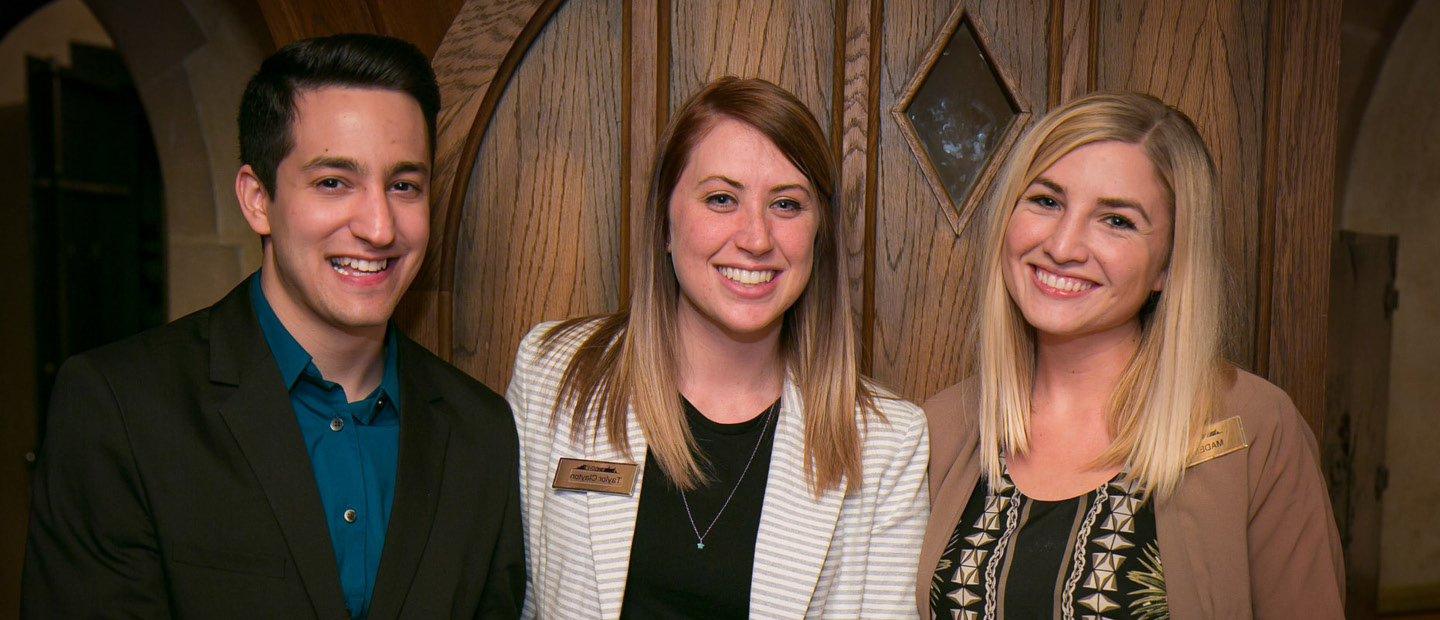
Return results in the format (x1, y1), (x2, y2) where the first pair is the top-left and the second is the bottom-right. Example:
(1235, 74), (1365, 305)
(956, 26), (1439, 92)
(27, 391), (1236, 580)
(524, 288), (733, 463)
(250, 273), (310, 390)
(249, 272), (403, 411)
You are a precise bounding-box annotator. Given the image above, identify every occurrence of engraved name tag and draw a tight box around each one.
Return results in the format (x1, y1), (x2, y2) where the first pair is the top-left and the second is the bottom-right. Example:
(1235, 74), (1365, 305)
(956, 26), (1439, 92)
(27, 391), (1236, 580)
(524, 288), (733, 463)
(1188, 415), (1249, 467)
(552, 458), (638, 495)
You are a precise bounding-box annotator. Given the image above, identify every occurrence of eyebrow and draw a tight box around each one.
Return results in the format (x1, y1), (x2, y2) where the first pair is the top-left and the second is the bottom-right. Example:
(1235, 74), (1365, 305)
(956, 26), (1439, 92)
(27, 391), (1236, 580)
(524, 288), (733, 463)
(1032, 177), (1065, 196)
(390, 161), (430, 177)
(1030, 176), (1153, 225)
(698, 175), (812, 197)
(699, 174), (745, 189)
(300, 157), (430, 178)
(302, 156), (363, 174)
(770, 183), (812, 198)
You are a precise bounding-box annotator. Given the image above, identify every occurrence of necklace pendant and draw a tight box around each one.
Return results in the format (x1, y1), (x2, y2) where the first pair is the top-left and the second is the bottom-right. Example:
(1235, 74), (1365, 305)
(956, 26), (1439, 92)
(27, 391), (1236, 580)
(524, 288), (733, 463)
(696, 542), (705, 550)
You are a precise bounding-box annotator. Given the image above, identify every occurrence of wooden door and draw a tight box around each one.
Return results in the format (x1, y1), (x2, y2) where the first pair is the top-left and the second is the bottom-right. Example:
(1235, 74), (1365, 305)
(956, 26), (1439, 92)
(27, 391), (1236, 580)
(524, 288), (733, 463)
(372, 0), (1338, 438)
(1325, 231), (1397, 619)
(28, 44), (167, 426)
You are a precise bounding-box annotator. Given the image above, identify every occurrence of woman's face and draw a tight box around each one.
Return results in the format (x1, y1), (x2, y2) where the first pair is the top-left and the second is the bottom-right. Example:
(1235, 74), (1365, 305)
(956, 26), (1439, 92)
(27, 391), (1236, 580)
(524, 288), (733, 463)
(1002, 140), (1173, 342)
(668, 117), (820, 342)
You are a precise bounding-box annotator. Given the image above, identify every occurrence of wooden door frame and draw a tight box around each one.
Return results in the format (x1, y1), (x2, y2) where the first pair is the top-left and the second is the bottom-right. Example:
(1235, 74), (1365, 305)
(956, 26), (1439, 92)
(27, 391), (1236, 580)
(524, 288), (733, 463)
(1253, 0), (1342, 435)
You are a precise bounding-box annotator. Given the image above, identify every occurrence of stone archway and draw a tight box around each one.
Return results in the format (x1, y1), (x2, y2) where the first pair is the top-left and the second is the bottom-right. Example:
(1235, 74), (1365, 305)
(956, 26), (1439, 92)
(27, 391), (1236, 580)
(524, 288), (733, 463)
(1340, 2), (1440, 613)
(0, 2), (271, 610)
(82, 0), (272, 317)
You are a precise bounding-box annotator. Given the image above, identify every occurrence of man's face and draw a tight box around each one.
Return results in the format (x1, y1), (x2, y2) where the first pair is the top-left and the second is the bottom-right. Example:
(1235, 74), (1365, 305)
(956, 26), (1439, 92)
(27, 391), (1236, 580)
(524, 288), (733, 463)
(236, 87), (430, 337)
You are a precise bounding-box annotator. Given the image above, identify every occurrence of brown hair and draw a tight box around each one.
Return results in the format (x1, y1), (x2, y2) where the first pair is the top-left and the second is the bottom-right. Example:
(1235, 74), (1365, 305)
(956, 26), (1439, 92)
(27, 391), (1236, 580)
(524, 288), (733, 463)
(543, 76), (877, 493)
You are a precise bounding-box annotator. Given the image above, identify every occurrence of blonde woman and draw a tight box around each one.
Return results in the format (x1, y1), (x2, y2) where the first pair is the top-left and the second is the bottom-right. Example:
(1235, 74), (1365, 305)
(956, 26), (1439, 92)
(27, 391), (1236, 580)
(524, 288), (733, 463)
(508, 77), (928, 618)
(919, 92), (1343, 618)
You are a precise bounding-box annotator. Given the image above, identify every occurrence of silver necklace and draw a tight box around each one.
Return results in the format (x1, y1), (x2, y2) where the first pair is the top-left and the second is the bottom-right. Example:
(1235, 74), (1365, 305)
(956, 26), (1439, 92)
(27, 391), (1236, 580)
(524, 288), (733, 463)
(679, 401), (777, 550)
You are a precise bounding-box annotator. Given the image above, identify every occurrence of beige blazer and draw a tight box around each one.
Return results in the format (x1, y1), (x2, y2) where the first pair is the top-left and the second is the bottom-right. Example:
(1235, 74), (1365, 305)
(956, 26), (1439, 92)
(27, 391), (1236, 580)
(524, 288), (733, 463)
(508, 319), (930, 619)
(917, 369), (1344, 619)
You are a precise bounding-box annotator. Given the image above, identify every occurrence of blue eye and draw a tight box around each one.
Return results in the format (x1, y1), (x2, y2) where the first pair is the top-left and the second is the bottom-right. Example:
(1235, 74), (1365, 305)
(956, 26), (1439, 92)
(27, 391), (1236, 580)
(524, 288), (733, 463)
(1028, 195), (1060, 209)
(317, 178), (344, 190)
(1103, 214), (1136, 230)
(773, 198), (803, 212)
(706, 194), (736, 207)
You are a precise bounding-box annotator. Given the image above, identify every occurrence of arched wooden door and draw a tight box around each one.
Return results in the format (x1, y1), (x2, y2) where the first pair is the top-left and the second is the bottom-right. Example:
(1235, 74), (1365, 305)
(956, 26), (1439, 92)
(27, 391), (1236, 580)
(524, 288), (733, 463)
(395, 0), (1339, 434)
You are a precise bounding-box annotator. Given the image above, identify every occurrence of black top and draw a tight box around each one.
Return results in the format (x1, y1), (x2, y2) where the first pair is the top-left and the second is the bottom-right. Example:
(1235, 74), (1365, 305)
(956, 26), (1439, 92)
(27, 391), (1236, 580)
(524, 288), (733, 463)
(620, 397), (780, 619)
(931, 465), (1167, 619)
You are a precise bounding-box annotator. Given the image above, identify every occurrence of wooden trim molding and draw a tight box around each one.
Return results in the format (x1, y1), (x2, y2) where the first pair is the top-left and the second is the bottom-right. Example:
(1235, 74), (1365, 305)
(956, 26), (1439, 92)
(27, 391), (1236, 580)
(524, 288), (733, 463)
(1255, 0), (1341, 436)
(621, 0), (664, 303)
(889, 4), (1032, 236)
(1050, 0), (1096, 106)
(833, 0), (879, 370)
(862, 0), (882, 372)
(396, 0), (565, 358)
(831, 0), (848, 159)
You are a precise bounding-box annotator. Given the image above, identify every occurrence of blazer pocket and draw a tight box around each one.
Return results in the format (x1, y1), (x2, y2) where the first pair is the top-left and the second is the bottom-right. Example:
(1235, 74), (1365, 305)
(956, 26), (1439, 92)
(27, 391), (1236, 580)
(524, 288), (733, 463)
(169, 543), (287, 579)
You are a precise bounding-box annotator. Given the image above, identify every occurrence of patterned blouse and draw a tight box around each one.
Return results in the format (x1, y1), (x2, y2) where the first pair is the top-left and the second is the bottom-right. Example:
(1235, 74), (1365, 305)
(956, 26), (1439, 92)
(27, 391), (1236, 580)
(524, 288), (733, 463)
(930, 465), (1169, 619)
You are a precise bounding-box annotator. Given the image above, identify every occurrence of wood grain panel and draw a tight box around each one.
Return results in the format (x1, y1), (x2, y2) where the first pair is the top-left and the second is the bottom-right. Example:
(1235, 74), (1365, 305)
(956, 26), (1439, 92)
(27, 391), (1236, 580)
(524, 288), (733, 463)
(837, 0), (879, 367)
(397, 0), (554, 353)
(872, 0), (1050, 401)
(668, 0), (835, 133)
(1256, 0), (1340, 434)
(256, 0), (462, 55)
(1093, 0), (1267, 366)
(368, 0), (464, 57)
(254, 0), (377, 47)
(623, 0), (662, 300)
(1052, 0), (1096, 104)
(450, 0), (623, 389)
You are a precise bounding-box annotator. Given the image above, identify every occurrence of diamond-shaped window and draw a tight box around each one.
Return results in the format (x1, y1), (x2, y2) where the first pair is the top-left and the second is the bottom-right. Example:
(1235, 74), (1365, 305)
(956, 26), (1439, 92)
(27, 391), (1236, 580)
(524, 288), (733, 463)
(893, 8), (1029, 234)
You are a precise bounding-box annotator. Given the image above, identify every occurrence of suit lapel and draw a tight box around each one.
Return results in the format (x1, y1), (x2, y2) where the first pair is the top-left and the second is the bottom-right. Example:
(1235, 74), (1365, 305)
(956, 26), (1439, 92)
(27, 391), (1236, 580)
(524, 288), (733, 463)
(209, 284), (349, 619)
(368, 338), (451, 618)
(748, 378), (844, 618)
(587, 406), (648, 620)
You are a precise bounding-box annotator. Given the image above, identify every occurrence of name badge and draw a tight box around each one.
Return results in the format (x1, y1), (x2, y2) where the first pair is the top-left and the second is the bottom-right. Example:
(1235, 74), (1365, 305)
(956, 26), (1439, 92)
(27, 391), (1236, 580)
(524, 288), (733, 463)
(1188, 415), (1248, 467)
(552, 458), (638, 495)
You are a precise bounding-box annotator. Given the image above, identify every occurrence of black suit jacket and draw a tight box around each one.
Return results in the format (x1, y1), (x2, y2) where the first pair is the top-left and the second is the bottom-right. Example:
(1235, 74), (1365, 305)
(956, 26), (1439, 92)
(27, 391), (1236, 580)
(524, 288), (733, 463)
(22, 281), (525, 618)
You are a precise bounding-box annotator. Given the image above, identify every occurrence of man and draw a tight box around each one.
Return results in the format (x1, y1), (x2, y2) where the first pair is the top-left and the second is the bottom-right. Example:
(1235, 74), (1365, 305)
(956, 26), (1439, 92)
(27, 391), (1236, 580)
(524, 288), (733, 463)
(23, 34), (524, 618)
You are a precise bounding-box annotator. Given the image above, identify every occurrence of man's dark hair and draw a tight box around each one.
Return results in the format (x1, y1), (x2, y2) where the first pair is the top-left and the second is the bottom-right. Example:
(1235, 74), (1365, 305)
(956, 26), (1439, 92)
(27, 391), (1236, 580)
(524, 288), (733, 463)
(238, 33), (440, 196)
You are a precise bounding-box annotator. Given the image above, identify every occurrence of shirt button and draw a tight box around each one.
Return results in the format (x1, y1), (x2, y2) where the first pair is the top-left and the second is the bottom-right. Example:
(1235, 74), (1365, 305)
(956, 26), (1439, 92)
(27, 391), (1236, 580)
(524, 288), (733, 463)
(343, 508), (357, 523)
(376, 395), (387, 409)
(330, 417), (344, 432)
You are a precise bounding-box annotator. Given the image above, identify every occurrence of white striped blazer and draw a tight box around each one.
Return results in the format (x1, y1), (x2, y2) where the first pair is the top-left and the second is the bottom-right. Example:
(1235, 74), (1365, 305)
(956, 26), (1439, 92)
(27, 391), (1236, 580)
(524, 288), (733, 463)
(506, 319), (929, 619)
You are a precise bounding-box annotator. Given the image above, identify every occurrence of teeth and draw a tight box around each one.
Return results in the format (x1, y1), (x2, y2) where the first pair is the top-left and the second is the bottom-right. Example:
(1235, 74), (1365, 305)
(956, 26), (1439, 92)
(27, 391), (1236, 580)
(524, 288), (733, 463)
(331, 257), (389, 274)
(1035, 267), (1095, 293)
(719, 266), (776, 285)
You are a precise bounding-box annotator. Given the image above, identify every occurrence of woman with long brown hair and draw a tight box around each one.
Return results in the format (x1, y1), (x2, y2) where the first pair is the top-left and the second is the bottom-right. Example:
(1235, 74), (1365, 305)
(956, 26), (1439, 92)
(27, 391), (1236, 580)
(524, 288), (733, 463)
(920, 92), (1343, 618)
(508, 77), (928, 618)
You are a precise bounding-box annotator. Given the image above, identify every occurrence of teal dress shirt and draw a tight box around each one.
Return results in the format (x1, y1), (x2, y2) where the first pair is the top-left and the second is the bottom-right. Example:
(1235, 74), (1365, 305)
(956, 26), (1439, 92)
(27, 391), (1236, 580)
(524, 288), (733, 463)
(250, 274), (401, 619)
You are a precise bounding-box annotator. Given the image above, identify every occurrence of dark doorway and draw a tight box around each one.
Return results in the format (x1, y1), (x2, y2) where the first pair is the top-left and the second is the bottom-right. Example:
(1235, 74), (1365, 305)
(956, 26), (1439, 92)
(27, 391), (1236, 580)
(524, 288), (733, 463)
(27, 42), (165, 442)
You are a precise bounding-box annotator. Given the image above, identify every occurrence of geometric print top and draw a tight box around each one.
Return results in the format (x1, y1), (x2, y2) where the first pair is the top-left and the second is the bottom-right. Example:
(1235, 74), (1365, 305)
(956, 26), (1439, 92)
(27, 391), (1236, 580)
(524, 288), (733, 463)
(930, 463), (1168, 620)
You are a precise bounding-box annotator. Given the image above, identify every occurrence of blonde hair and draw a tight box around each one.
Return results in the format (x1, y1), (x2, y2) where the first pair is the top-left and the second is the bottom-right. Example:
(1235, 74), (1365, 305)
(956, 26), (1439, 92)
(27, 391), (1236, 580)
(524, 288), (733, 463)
(543, 77), (876, 494)
(974, 91), (1230, 500)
